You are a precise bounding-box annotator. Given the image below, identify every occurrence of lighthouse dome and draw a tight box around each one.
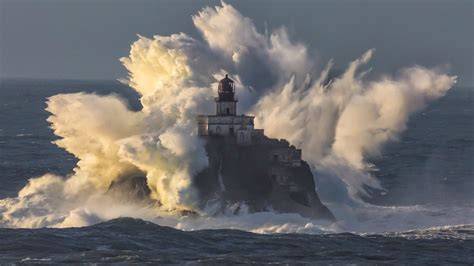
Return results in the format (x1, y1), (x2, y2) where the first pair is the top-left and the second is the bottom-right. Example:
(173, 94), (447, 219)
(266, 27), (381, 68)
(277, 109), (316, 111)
(218, 74), (234, 93)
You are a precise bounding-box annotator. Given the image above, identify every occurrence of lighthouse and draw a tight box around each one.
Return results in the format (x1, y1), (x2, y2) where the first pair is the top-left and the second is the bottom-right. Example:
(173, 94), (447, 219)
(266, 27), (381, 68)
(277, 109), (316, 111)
(197, 75), (262, 144)
(216, 74), (237, 115)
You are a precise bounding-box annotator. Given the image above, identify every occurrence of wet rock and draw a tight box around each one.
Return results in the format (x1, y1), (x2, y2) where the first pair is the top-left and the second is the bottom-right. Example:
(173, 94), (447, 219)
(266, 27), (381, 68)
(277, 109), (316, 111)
(194, 136), (335, 221)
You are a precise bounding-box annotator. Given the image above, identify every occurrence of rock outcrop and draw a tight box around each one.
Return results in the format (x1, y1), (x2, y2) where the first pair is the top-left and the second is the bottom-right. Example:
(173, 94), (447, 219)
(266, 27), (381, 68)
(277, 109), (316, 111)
(194, 134), (335, 221)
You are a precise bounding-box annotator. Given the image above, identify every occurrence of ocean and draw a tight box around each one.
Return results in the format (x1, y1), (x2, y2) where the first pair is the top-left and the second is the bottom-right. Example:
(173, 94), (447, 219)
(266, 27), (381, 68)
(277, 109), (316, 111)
(0, 79), (473, 264)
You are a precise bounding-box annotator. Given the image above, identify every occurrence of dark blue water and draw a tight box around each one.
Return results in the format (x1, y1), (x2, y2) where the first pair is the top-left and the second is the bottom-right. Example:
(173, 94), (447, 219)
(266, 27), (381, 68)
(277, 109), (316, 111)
(0, 79), (473, 264)
(369, 82), (474, 206)
(0, 218), (471, 264)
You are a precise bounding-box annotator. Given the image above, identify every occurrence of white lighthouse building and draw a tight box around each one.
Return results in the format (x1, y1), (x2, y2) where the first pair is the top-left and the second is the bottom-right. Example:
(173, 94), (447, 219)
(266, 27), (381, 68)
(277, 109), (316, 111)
(197, 75), (262, 145)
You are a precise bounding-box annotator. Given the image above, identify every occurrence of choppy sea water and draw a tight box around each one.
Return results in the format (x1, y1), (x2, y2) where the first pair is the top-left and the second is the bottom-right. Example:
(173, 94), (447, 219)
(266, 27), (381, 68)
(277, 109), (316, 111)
(0, 79), (473, 264)
(0, 218), (472, 264)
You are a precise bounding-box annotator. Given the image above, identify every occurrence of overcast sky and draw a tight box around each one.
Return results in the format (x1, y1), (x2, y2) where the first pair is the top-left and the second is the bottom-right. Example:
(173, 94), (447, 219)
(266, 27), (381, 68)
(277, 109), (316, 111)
(1, 0), (473, 86)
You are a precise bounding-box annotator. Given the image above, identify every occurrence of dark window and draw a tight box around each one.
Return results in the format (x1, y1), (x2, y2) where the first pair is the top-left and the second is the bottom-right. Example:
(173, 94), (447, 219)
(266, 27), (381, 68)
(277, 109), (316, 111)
(226, 107), (230, 114)
(273, 154), (278, 162)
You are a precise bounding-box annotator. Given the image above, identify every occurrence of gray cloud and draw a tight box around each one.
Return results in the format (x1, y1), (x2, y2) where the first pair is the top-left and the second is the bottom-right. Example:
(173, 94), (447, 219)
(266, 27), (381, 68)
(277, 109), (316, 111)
(0, 0), (472, 86)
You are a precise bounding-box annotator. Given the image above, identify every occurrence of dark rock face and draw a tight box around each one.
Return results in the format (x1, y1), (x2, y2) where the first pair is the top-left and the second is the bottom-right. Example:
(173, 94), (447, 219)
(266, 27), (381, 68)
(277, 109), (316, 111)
(194, 135), (335, 221)
(107, 174), (152, 203)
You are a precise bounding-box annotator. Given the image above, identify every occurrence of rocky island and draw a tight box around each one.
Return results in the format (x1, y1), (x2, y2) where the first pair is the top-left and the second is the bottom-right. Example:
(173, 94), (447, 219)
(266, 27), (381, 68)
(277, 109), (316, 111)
(108, 75), (334, 221)
(194, 75), (334, 221)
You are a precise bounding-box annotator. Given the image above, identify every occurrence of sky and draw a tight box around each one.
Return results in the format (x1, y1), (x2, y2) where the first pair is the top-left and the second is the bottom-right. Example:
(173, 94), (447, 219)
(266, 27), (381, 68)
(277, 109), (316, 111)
(0, 0), (473, 86)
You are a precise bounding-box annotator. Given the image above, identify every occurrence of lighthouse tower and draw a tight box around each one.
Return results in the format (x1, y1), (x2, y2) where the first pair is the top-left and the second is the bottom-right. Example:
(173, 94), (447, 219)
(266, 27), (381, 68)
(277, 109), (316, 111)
(197, 75), (262, 144)
(216, 74), (237, 115)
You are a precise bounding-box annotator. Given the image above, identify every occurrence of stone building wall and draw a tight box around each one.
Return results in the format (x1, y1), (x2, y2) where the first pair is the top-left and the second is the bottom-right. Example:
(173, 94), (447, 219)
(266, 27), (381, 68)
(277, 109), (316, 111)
(197, 115), (254, 136)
